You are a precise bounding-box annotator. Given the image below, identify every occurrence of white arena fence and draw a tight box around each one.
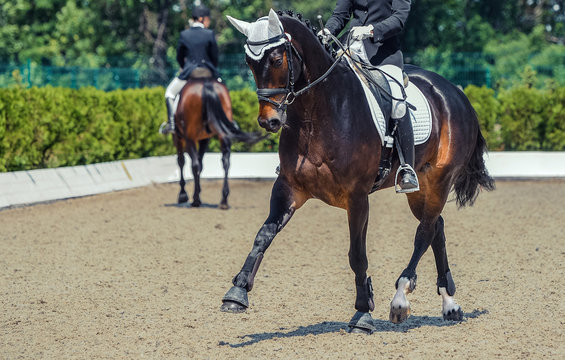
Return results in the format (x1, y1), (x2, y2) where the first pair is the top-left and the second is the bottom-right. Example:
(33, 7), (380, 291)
(1, 152), (564, 209)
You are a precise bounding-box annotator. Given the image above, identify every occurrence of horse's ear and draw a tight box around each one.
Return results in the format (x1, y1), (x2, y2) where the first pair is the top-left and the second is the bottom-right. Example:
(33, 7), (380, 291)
(226, 15), (251, 37)
(268, 8), (283, 36)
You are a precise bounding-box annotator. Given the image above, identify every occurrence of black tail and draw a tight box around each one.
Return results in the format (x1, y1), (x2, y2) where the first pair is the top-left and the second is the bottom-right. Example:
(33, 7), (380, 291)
(202, 81), (265, 144)
(453, 129), (496, 208)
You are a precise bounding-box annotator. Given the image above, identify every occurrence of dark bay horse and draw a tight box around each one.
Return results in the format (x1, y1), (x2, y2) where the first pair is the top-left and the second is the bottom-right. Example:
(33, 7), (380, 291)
(222, 10), (495, 333)
(173, 76), (260, 209)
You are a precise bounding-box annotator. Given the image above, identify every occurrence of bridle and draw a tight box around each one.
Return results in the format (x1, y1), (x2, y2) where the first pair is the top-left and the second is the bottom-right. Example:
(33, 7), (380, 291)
(249, 35), (302, 110)
(248, 30), (407, 111)
(249, 34), (345, 111)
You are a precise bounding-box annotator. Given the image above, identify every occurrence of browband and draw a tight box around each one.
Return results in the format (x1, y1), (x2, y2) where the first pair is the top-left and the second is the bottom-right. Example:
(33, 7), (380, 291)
(246, 33), (285, 46)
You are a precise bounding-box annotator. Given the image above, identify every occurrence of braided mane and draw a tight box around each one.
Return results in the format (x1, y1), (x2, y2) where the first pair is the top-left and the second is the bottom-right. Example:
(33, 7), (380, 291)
(277, 10), (335, 57)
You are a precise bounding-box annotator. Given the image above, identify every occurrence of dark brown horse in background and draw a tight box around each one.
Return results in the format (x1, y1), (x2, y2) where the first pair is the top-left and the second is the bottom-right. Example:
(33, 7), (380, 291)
(221, 10), (495, 333)
(173, 75), (261, 209)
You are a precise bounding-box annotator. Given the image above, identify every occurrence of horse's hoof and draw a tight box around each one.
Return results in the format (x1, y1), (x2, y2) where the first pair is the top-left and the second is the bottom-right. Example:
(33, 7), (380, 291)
(220, 300), (247, 313)
(191, 200), (201, 207)
(389, 304), (411, 324)
(178, 193), (189, 204)
(348, 311), (375, 334)
(219, 203), (229, 210)
(443, 307), (464, 321)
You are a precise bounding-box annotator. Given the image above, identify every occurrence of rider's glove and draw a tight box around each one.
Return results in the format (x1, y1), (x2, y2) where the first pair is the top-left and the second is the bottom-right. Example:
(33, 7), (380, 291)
(350, 25), (374, 41)
(317, 28), (331, 45)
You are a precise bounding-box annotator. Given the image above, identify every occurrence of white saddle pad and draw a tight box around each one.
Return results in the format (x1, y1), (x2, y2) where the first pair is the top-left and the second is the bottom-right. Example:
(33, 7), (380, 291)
(350, 63), (433, 146)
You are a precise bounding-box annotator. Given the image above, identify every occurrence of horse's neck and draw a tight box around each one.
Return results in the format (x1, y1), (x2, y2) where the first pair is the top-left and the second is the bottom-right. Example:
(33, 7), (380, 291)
(284, 68), (369, 158)
(297, 63), (365, 126)
(283, 21), (375, 148)
(294, 38), (334, 81)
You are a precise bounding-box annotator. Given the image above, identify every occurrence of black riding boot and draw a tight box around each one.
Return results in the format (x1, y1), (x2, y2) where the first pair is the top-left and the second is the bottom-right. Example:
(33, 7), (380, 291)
(159, 97), (175, 134)
(395, 112), (419, 192)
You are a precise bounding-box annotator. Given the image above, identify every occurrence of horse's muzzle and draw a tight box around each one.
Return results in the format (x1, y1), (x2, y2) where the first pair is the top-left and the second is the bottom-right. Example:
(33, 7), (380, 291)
(258, 115), (282, 133)
(257, 100), (287, 132)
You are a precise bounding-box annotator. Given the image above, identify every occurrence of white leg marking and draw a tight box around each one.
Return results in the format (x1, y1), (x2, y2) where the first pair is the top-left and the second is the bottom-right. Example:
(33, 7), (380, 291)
(439, 286), (462, 319)
(389, 276), (413, 325)
(391, 277), (412, 310)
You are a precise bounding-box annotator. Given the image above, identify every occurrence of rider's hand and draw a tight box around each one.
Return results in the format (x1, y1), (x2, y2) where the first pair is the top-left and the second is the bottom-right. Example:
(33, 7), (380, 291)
(317, 28), (331, 45)
(350, 25), (374, 41)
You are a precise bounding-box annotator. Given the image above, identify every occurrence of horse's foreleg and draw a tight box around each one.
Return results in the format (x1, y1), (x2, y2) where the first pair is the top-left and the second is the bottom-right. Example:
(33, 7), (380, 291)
(219, 137), (231, 210)
(390, 218), (436, 323)
(220, 178), (300, 313)
(176, 144), (189, 204)
(347, 195), (376, 334)
(431, 216), (463, 321)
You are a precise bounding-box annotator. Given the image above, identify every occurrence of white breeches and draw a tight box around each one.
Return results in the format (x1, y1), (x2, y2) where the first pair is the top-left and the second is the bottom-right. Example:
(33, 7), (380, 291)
(165, 77), (187, 100)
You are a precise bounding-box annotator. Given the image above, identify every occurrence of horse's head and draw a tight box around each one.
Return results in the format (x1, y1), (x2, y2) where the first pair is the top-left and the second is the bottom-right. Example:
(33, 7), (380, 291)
(227, 9), (305, 133)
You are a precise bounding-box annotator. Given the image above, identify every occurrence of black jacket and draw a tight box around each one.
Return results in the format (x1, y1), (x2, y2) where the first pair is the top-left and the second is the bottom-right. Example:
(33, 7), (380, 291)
(177, 25), (219, 80)
(325, 0), (411, 67)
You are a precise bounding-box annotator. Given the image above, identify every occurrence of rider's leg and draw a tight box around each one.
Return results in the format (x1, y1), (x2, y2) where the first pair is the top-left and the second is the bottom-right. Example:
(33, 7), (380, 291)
(396, 111), (419, 190)
(380, 64), (418, 191)
(160, 77), (187, 134)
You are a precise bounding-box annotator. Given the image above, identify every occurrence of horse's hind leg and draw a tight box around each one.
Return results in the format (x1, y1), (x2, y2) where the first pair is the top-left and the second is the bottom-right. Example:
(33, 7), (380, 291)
(186, 140), (202, 207)
(219, 137), (231, 210)
(192, 138), (209, 207)
(431, 216), (463, 321)
(389, 216), (435, 323)
(176, 144), (189, 204)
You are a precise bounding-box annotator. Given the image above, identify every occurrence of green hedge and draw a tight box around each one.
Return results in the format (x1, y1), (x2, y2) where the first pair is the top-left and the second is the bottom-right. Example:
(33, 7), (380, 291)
(1, 82), (564, 172)
(465, 84), (565, 151)
(0, 86), (274, 172)
(0, 86), (173, 171)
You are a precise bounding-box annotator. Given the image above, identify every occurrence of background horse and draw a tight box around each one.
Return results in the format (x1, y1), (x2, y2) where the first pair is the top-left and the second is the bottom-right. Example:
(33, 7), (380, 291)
(222, 10), (495, 333)
(173, 76), (261, 209)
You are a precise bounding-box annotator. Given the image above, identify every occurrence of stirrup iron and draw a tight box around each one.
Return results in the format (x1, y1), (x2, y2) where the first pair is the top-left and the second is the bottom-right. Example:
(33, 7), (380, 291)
(394, 164), (420, 193)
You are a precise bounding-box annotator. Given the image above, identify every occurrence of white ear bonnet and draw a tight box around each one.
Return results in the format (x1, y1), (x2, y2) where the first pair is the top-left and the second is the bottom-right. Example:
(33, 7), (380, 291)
(226, 9), (288, 61)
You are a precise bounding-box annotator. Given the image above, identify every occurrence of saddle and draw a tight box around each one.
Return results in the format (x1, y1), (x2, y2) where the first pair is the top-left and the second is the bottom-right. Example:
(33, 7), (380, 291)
(349, 61), (405, 143)
(363, 66), (394, 137)
(190, 67), (213, 79)
(349, 63), (420, 192)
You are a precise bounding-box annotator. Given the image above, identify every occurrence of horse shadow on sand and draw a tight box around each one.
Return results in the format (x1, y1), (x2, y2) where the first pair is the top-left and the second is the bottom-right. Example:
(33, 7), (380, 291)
(164, 202), (221, 209)
(220, 309), (488, 348)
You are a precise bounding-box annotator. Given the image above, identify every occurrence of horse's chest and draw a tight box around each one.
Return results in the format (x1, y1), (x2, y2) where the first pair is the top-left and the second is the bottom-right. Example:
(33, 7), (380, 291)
(288, 155), (346, 206)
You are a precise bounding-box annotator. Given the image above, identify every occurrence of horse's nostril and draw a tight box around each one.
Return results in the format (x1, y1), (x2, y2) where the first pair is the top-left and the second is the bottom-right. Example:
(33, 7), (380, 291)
(269, 118), (281, 129)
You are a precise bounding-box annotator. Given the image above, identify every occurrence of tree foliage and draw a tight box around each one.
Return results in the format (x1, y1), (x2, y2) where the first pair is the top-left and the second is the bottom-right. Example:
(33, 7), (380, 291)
(0, 0), (563, 88)
(465, 79), (565, 151)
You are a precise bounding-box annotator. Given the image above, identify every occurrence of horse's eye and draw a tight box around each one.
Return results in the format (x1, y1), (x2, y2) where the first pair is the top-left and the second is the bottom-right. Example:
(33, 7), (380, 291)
(273, 58), (283, 68)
